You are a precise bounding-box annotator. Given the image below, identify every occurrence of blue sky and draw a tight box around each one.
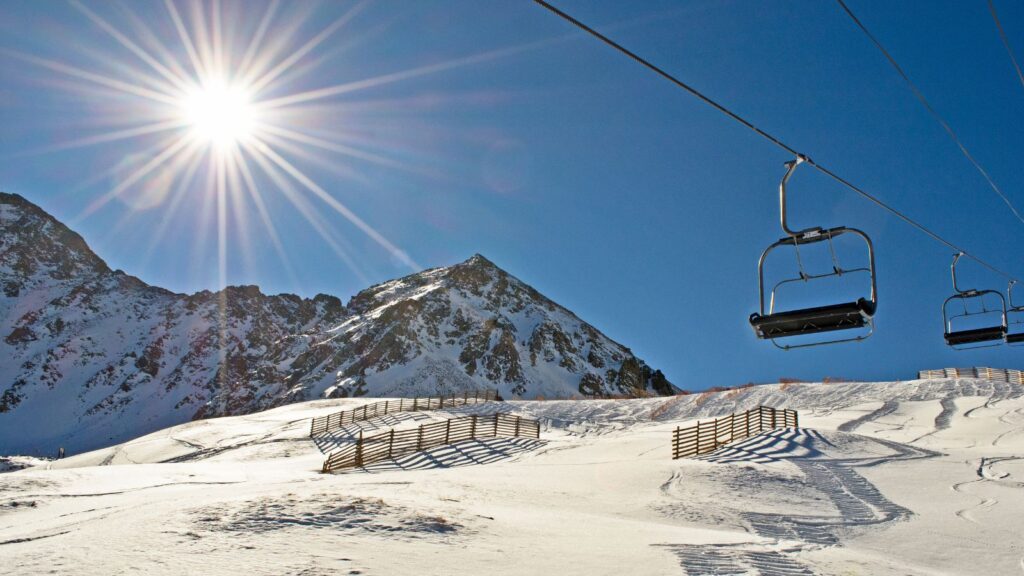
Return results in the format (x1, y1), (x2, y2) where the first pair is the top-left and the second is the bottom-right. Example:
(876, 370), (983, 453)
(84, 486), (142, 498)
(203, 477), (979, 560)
(1, 0), (1023, 389)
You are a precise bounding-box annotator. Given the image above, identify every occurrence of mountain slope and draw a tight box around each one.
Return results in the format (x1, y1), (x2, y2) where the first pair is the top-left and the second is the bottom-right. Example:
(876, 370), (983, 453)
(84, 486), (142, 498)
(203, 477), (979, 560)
(0, 192), (673, 455)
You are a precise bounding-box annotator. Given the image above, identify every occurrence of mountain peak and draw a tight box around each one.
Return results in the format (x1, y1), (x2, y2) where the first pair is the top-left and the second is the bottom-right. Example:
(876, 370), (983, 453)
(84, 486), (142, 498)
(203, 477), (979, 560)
(462, 253), (497, 268)
(1, 192), (109, 296)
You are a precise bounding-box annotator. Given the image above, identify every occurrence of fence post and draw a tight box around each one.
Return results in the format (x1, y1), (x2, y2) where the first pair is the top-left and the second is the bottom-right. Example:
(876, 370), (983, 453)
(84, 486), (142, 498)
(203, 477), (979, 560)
(794, 410), (799, 428)
(673, 426), (679, 459)
(310, 418), (315, 437)
(771, 407), (777, 429)
(696, 420), (702, 454)
(413, 398), (418, 411)
(417, 426), (423, 451)
(445, 419), (452, 444)
(355, 431), (364, 467)
(362, 404), (368, 420)
(494, 414), (500, 437)
(515, 416), (521, 438)
(471, 414), (477, 438)
(388, 428), (394, 458)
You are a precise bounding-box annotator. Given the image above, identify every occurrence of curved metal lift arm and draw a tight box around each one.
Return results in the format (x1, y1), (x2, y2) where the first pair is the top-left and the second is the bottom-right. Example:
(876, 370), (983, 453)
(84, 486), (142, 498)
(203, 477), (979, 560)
(1005, 280), (1024, 344)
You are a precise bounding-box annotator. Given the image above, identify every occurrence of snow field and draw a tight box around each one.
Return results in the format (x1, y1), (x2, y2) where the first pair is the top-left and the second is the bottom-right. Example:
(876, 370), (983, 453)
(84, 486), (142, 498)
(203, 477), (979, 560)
(1, 377), (1023, 575)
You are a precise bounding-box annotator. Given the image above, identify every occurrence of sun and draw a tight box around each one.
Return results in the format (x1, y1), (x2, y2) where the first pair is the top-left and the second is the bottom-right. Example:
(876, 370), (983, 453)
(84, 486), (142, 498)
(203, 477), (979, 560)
(181, 80), (255, 149)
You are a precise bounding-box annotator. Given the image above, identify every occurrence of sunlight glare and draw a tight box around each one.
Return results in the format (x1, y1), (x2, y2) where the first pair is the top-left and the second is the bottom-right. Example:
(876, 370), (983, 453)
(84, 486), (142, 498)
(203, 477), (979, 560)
(182, 80), (255, 148)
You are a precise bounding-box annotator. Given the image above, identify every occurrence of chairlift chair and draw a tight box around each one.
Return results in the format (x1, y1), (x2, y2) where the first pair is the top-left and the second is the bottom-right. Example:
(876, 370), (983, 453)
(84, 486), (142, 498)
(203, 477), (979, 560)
(942, 253), (1006, 349)
(1005, 280), (1024, 345)
(749, 156), (878, 350)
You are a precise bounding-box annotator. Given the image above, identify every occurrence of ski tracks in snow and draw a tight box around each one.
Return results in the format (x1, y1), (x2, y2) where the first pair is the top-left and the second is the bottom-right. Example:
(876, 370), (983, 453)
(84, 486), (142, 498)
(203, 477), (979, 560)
(663, 427), (937, 575)
(837, 400), (899, 433)
(660, 544), (814, 576)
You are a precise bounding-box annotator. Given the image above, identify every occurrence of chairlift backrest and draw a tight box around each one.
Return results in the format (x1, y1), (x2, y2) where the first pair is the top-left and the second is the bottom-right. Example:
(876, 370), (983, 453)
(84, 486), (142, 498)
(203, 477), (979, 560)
(750, 157), (878, 350)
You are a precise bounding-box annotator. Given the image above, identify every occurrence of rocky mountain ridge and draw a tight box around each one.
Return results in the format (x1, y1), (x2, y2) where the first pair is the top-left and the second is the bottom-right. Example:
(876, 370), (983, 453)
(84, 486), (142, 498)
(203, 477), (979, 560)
(0, 192), (673, 455)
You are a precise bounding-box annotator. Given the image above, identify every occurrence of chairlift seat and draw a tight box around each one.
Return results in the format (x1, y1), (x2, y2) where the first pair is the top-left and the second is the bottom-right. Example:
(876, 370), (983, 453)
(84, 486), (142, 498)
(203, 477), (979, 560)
(944, 326), (1006, 346)
(750, 298), (876, 340)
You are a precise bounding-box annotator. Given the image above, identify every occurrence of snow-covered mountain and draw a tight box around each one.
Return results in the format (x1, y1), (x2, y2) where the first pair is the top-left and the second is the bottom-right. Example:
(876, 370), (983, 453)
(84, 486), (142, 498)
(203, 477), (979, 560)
(0, 192), (674, 455)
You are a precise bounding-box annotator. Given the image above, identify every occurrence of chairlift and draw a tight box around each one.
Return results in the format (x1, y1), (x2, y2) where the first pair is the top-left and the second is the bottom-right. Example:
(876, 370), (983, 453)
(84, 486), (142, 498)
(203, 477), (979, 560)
(942, 253), (1006, 349)
(1005, 280), (1024, 345)
(749, 156), (878, 350)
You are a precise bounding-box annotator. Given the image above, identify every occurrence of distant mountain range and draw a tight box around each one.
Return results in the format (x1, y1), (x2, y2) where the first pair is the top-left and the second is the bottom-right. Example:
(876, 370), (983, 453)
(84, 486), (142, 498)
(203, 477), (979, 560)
(0, 192), (675, 455)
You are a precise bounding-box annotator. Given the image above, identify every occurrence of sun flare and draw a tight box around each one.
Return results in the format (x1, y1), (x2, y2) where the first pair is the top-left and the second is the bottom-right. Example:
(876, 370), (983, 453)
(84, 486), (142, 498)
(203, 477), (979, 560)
(181, 81), (255, 149)
(9, 0), (531, 281)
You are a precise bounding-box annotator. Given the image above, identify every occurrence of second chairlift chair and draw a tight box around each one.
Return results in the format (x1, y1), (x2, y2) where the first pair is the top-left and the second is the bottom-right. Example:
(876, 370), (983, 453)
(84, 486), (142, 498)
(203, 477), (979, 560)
(942, 252), (1007, 349)
(749, 156), (878, 350)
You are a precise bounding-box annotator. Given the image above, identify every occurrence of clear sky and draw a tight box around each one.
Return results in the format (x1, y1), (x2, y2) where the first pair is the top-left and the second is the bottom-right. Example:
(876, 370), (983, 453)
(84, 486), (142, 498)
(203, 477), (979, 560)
(1, 0), (1023, 390)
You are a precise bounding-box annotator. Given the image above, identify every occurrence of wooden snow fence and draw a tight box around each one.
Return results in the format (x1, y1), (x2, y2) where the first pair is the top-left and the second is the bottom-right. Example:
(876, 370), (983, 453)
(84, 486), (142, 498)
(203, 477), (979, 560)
(309, 389), (499, 437)
(671, 406), (798, 459)
(321, 412), (541, 473)
(918, 367), (1023, 385)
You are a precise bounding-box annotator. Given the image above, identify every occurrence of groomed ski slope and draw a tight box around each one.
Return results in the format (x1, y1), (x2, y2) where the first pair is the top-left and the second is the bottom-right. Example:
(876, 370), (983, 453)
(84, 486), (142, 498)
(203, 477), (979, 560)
(1, 377), (1022, 575)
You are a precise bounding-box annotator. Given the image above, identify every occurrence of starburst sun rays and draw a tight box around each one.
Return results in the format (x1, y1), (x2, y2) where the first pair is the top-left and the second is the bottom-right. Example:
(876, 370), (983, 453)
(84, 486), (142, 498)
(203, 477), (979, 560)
(8, 0), (545, 288)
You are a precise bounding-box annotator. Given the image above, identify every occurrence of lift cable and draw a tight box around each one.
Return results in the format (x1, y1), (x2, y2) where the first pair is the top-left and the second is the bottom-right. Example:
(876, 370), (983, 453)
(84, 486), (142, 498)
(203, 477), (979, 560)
(987, 0), (1024, 92)
(530, 0), (1020, 282)
(836, 0), (1024, 226)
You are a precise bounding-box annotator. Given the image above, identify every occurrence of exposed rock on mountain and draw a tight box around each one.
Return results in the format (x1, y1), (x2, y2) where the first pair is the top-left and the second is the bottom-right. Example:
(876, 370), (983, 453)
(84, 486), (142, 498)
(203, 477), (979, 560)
(0, 192), (674, 454)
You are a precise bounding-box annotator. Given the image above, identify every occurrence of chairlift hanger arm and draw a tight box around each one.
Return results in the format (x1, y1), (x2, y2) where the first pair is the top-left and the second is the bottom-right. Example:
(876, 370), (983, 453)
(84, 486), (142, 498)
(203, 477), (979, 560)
(780, 155), (814, 237)
(778, 155), (846, 242)
(950, 252), (973, 295)
(1009, 280), (1022, 311)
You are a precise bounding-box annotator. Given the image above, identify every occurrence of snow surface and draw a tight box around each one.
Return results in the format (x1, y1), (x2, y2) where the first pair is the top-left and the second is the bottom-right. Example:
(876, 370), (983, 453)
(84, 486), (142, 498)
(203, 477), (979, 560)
(1, 377), (1022, 574)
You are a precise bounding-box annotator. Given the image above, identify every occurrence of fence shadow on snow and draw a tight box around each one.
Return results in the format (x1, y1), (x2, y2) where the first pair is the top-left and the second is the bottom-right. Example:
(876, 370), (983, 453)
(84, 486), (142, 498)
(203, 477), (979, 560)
(696, 428), (833, 465)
